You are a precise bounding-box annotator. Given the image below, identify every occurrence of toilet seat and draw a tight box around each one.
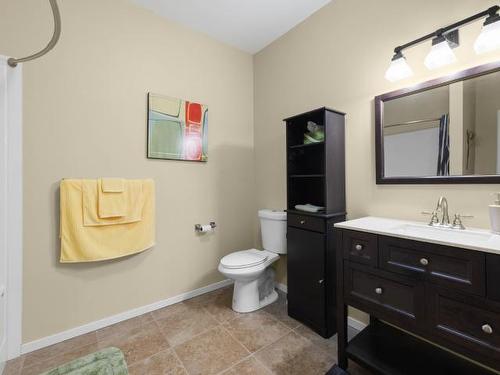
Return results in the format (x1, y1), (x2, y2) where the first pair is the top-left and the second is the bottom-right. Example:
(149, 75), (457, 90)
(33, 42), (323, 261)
(220, 249), (268, 269)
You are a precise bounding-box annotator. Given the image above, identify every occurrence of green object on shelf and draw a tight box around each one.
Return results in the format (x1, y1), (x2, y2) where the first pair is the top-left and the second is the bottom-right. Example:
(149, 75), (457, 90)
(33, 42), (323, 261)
(39, 347), (128, 375)
(304, 130), (325, 144)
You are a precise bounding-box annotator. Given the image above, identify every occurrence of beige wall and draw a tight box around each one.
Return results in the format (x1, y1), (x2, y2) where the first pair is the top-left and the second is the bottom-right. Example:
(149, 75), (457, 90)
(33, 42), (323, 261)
(254, 0), (500, 315)
(2, 0), (500, 343)
(449, 82), (464, 175)
(463, 81), (476, 174)
(384, 86), (449, 135)
(474, 71), (500, 174)
(0, 0), (255, 342)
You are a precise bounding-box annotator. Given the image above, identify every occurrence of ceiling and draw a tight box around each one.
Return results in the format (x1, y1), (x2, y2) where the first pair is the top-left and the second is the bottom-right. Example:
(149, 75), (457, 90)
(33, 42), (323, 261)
(131, 0), (332, 54)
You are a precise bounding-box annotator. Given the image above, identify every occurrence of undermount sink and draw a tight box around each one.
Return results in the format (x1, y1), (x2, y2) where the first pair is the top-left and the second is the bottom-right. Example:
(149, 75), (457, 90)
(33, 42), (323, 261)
(391, 223), (495, 243)
(334, 216), (500, 255)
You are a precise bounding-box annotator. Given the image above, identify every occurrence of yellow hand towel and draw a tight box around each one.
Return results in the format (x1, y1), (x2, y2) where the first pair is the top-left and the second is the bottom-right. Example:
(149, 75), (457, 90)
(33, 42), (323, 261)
(60, 179), (155, 263)
(101, 178), (124, 193)
(98, 178), (127, 218)
(83, 180), (144, 226)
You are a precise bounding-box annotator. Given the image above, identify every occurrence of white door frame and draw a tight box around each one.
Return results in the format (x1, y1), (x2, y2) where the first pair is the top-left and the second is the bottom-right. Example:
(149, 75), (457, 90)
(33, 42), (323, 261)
(0, 56), (23, 360)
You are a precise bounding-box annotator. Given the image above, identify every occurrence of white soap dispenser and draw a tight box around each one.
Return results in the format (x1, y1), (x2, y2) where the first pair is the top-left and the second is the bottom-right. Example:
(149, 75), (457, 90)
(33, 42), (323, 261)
(489, 193), (500, 234)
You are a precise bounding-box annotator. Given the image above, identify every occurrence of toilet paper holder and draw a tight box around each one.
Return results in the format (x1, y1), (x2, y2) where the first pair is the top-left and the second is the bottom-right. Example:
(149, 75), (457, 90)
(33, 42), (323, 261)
(194, 222), (217, 232)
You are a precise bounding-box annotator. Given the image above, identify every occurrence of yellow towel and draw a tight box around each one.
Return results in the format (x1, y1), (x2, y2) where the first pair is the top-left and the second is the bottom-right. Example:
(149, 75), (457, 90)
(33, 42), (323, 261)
(60, 179), (155, 263)
(98, 178), (126, 218)
(83, 180), (144, 226)
(101, 178), (124, 193)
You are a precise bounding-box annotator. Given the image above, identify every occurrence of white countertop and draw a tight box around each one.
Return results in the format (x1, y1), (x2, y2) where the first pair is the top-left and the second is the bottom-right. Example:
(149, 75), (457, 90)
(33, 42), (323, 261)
(335, 216), (500, 256)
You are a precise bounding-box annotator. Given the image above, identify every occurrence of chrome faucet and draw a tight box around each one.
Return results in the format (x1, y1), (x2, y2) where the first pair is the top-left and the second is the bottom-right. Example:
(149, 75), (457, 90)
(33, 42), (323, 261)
(422, 196), (474, 229)
(435, 196), (450, 226)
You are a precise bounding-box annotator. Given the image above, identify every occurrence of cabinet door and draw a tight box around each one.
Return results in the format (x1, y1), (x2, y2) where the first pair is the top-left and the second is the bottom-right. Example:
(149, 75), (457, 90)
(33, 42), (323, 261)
(287, 226), (326, 334)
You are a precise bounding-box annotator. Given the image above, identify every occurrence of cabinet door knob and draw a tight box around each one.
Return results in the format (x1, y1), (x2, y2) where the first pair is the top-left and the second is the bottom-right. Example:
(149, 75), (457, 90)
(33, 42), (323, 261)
(300, 220), (306, 224)
(482, 324), (493, 334)
(318, 279), (324, 284)
(355, 244), (363, 251)
(420, 258), (429, 266)
(375, 287), (383, 295)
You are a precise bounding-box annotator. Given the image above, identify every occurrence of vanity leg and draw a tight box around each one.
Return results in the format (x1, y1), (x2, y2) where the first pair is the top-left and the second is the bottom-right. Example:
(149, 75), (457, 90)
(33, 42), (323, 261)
(337, 304), (348, 369)
(335, 229), (348, 370)
(370, 315), (379, 326)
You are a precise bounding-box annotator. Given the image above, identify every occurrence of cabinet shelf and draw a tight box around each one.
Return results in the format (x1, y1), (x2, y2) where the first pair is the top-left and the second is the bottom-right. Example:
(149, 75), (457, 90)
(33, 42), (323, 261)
(288, 142), (324, 149)
(289, 174), (325, 178)
(346, 322), (496, 375)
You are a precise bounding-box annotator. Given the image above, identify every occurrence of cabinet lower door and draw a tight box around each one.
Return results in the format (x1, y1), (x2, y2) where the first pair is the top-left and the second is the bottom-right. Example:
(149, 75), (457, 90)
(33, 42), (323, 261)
(287, 226), (327, 336)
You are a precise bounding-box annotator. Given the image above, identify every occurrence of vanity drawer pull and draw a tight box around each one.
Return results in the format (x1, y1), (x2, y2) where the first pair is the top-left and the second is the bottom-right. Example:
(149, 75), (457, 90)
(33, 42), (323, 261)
(482, 324), (493, 334)
(420, 258), (429, 266)
(300, 220), (306, 224)
(375, 287), (383, 295)
(318, 279), (324, 284)
(355, 244), (363, 251)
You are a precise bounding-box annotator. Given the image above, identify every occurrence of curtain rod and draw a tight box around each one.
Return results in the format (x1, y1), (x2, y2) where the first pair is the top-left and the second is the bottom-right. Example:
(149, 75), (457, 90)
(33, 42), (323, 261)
(8, 0), (61, 67)
(384, 117), (441, 128)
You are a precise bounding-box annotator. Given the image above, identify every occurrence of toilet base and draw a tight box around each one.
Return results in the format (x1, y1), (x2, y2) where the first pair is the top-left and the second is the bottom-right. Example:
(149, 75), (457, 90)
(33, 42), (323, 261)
(259, 289), (279, 309)
(232, 281), (278, 313)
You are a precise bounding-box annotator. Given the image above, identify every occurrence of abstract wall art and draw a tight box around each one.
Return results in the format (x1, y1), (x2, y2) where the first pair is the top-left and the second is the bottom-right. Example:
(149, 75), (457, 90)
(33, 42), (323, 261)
(147, 93), (208, 161)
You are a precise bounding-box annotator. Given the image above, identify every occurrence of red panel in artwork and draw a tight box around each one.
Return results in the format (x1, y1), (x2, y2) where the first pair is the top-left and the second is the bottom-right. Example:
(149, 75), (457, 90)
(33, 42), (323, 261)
(186, 102), (202, 124)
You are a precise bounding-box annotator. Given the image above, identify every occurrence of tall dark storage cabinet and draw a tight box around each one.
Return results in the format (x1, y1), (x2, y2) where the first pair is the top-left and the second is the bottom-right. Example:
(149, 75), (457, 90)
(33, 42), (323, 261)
(285, 107), (346, 338)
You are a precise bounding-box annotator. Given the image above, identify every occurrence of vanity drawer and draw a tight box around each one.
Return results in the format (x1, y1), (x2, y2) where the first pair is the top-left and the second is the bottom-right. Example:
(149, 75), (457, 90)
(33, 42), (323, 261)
(343, 230), (378, 266)
(287, 213), (324, 233)
(379, 236), (485, 296)
(344, 263), (423, 327)
(428, 288), (500, 365)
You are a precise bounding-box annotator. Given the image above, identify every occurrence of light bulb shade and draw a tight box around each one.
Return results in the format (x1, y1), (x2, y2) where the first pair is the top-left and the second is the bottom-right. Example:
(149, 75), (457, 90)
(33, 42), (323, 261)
(474, 17), (500, 54)
(385, 54), (413, 82)
(424, 38), (457, 70)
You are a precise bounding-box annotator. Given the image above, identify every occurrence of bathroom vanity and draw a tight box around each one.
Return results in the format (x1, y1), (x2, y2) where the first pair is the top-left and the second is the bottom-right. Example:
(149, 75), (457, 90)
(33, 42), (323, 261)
(334, 217), (500, 374)
(284, 107), (346, 338)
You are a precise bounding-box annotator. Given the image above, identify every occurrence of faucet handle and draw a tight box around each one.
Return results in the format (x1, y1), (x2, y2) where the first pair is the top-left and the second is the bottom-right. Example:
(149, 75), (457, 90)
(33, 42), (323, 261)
(452, 214), (473, 230)
(422, 210), (439, 226)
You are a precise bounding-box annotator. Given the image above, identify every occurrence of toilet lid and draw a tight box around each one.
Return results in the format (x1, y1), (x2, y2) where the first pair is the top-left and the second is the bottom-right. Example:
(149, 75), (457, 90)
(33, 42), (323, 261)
(220, 250), (268, 269)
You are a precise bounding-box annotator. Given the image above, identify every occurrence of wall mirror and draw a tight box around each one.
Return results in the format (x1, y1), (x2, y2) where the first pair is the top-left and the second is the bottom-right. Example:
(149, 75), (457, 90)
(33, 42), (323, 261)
(375, 61), (500, 184)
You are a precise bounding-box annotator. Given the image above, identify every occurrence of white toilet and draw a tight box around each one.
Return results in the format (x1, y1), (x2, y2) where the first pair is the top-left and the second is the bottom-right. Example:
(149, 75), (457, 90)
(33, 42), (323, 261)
(218, 209), (287, 313)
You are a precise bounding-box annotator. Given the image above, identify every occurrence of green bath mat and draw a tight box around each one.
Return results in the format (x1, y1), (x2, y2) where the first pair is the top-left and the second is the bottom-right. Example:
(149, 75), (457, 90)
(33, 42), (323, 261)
(39, 347), (128, 375)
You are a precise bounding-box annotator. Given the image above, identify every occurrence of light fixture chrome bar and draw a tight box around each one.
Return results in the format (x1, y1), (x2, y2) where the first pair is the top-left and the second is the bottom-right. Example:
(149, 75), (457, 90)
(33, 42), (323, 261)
(393, 5), (499, 55)
(384, 118), (441, 128)
(7, 0), (61, 68)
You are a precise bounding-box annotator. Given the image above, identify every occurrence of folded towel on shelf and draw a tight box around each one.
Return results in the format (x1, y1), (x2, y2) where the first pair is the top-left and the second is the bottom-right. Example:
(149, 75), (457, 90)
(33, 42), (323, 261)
(294, 203), (325, 213)
(82, 180), (143, 226)
(60, 178), (155, 263)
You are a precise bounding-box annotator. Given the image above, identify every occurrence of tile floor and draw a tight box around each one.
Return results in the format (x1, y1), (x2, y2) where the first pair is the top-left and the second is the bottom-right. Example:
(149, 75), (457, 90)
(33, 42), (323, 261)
(4, 288), (372, 375)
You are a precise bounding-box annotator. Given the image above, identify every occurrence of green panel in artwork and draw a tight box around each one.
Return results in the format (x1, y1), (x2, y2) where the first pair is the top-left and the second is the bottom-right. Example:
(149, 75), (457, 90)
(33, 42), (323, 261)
(148, 119), (183, 159)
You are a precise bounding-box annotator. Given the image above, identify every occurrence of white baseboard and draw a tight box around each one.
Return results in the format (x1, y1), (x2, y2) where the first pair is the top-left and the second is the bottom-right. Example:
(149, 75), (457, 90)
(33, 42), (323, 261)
(275, 282), (287, 293)
(21, 279), (233, 355)
(348, 316), (368, 331)
(21, 279), (367, 356)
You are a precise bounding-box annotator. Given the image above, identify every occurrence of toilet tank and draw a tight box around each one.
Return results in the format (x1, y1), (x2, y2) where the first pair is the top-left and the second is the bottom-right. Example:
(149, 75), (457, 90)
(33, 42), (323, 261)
(258, 209), (287, 254)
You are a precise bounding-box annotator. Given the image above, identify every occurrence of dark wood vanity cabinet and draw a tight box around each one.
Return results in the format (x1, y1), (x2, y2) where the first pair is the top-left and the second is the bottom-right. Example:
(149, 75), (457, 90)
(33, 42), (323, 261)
(284, 107), (346, 338)
(336, 229), (500, 375)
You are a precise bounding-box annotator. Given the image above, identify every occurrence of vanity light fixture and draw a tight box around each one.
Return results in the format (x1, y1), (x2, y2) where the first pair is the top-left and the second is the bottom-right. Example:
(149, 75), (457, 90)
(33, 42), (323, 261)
(474, 12), (500, 54)
(424, 32), (458, 70)
(385, 52), (414, 82)
(385, 5), (500, 81)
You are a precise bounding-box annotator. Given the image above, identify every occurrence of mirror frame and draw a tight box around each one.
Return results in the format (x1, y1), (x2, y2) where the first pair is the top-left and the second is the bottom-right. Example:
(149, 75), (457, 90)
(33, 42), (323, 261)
(375, 60), (500, 184)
